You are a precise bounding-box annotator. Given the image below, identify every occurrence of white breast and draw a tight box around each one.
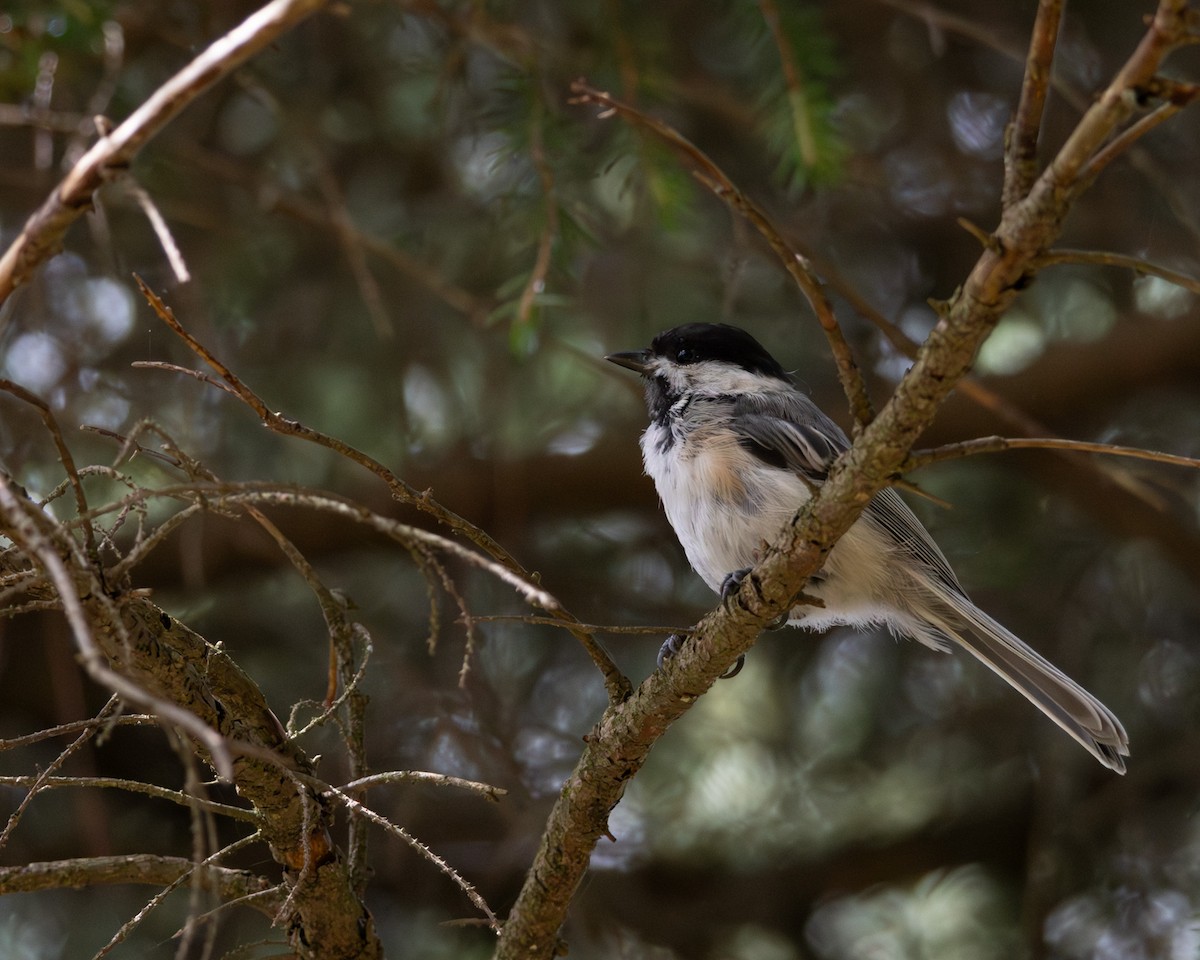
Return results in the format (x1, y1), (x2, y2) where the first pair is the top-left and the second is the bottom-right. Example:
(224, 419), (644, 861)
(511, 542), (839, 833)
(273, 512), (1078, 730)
(641, 420), (811, 592)
(640, 418), (925, 642)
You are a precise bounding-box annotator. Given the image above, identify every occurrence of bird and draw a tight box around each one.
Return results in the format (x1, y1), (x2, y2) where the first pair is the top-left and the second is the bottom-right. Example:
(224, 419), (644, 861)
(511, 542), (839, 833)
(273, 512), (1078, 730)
(606, 322), (1129, 773)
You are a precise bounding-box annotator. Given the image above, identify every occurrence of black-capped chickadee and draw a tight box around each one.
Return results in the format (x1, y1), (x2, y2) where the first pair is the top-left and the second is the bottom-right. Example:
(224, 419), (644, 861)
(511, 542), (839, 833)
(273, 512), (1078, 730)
(607, 322), (1129, 773)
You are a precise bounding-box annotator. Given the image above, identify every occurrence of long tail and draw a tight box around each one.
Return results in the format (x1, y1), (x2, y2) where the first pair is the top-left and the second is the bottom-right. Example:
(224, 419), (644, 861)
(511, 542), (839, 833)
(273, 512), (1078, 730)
(926, 584), (1130, 773)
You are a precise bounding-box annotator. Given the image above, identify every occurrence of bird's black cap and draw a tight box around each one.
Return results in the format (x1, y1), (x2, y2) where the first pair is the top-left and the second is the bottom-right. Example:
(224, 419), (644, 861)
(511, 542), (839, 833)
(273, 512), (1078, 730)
(649, 323), (791, 382)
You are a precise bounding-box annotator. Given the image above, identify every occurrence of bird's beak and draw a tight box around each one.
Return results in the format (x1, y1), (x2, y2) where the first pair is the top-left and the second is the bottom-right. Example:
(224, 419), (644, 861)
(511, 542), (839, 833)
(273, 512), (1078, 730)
(605, 349), (652, 375)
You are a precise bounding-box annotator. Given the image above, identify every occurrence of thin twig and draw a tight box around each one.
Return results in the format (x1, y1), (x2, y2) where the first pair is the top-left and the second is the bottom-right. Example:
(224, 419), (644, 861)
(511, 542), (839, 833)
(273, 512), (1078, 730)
(125, 180), (191, 284)
(1002, 0), (1063, 207)
(1036, 248), (1200, 295)
(319, 781), (501, 934)
(341, 770), (507, 802)
(0, 714), (155, 752)
(1081, 99), (1192, 185)
(0, 775), (257, 822)
(906, 435), (1200, 473)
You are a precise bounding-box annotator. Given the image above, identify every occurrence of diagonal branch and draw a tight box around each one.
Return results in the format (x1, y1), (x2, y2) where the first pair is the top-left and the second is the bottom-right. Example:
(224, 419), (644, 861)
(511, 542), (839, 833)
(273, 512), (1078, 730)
(906, 435), (1200, 475)
(0, 0), (332, 306)
(0, 854), (281, 913)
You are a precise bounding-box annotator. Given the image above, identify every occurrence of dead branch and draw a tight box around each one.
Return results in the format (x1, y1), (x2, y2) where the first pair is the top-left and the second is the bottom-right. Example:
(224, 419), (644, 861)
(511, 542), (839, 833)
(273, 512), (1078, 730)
(0, 853), (281, 913)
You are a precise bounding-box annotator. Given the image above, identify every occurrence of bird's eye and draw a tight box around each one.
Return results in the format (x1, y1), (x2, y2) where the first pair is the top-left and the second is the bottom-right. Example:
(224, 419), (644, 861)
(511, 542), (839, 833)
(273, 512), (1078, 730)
(674, 347), (693, 363)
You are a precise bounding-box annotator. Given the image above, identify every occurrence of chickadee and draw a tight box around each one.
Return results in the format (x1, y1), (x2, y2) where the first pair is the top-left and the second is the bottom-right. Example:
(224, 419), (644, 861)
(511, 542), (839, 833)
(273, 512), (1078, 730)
(607, 322), (1129, 773)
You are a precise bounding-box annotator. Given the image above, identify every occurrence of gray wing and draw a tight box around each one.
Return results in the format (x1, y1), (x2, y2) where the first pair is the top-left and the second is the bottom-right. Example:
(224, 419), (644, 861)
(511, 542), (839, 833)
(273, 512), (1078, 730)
(731, 391), (965, 596)
(732, 391), (848, 484)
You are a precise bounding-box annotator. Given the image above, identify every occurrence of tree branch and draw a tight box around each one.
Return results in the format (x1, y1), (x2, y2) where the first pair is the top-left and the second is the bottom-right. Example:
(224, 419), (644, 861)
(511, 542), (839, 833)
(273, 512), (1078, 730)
(1002, 0), (1063, 208)
(0, 854), (281, 913)
(0, 0), (332, 306)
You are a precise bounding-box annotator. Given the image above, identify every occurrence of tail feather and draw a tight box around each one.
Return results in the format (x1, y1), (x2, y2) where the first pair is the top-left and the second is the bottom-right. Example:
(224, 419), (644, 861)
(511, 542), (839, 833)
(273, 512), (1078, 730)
(926, 585), (1129, 773)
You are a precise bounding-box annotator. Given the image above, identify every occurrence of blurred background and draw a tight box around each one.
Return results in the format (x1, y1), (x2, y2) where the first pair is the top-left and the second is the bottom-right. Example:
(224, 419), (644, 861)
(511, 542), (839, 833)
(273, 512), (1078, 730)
(2, 1), (1199, 957)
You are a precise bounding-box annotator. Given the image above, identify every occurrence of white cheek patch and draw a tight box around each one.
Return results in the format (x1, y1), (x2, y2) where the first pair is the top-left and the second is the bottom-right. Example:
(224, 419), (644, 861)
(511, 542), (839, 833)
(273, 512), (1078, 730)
(647, 358), (777, 397)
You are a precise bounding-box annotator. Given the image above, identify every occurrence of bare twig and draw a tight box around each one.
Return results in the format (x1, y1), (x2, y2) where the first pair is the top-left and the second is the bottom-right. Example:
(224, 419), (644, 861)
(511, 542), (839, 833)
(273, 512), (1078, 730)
(319, 781), (501, 934)
(906, 435), (1200, 473)
(125, 180), (191, 284)
(0, 774), (257, 822)
(0, 714), (155, 752)
(1036, 248), (1200, 295)
(568, 78), (875, 433)
(0, 0), (332, 305)
(1081, 97), (1195, 184)
(1003, 0), (1064, 207)
(341, 770), (507, 803)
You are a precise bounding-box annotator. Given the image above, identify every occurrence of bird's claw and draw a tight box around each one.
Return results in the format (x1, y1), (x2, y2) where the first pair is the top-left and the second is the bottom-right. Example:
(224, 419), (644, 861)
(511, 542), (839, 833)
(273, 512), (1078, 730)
(722, 567), (789, 630)
(657, 633), (745, 680)
(719, 567), (753, 600)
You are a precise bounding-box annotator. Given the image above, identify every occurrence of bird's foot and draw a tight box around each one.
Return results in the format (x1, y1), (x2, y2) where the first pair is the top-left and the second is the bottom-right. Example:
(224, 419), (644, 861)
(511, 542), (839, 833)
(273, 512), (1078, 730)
(720, 567), (789, 630)
(719, 567), (753, 600)
(657, 633), (745, 679)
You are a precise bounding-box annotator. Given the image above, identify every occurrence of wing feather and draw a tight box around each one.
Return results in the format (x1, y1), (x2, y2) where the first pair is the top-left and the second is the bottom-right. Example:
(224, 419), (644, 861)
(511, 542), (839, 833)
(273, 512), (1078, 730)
(728, 390), (964, 595)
